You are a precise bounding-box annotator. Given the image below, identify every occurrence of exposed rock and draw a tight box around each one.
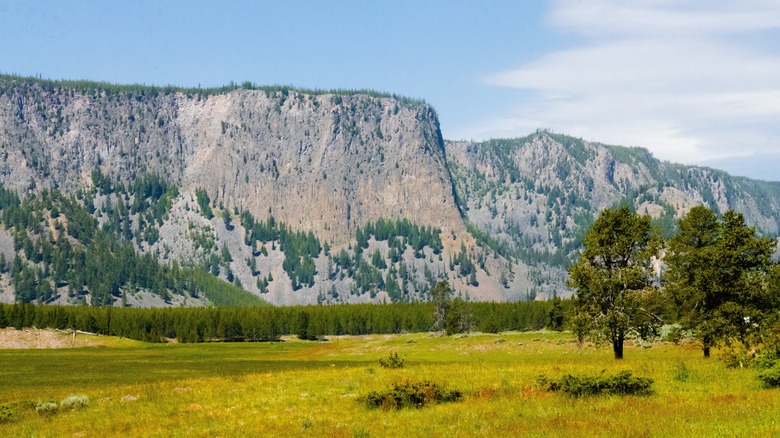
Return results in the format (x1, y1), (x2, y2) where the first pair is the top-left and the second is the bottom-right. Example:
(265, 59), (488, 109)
(0, 77), (463, 244)
(0, 77), (778, 305)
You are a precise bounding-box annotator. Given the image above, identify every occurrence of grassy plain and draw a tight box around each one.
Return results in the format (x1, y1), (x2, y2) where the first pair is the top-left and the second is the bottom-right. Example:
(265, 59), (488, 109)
(1, 331), (778, 437)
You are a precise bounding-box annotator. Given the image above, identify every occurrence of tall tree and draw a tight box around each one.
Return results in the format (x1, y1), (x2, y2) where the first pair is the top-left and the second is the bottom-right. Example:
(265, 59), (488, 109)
(667, 208), (777, 357)
(568, 206), (661, 359)
(430, 280), (453, 333)
(664, 206), (721, 357)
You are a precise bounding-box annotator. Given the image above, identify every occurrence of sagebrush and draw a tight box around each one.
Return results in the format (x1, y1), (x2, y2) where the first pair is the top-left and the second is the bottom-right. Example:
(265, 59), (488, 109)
(364, 380), (462, 410)
(538, 370), (654, 397)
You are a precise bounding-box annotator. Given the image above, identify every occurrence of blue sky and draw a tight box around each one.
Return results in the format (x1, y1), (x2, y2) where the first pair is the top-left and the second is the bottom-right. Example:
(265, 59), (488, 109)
(1, 0), (779, 180)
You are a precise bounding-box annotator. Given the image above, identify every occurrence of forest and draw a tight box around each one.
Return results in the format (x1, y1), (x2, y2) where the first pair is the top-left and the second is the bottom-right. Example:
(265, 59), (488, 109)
(0, 298), (559, 344)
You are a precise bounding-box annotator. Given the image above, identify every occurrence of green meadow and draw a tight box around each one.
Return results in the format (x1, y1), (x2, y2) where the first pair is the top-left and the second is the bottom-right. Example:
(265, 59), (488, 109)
(1, 331), (778, 437)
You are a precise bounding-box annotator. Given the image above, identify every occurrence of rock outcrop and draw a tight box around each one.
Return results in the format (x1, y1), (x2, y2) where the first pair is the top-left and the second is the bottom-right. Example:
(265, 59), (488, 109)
(0, 77), (464, 243)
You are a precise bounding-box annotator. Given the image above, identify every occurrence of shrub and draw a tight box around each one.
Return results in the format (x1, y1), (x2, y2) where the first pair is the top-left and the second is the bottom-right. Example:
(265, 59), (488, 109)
(758, 366), (780, 388)
(364, 380), (462, 410)
(721, 344), (758, 369)
(60, 394), (89, 409)
(35, 401), (59, 415)
(0, 401), (34, 423)
(378, 352), (405, 369)
(537, 370), (654, 397)
(674, 362), (692, 382)
(754, 345), (780, 370)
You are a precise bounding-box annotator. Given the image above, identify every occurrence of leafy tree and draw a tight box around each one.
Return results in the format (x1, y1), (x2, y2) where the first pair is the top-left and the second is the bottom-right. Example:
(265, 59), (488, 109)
(568, 206), (661, 359)
(666, 208), (777, 357)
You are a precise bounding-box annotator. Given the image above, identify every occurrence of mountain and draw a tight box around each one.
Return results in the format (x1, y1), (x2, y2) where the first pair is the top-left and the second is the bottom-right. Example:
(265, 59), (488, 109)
(446, 133), (780, 296)
(0, 75), (778, 307)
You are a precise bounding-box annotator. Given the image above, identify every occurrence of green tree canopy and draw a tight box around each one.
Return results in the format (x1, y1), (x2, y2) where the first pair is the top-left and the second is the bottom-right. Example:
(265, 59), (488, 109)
(666, 207), (777, 357)
(568, 206), (661, 359)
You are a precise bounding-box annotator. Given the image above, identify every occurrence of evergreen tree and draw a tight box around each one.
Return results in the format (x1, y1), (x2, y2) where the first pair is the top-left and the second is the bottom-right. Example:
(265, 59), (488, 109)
(568, 206), (662, 359)
(666, 208), (777, 357)
(430, 280), (453, 333)
(547, 296), (565, 331)
(445, 296), (473, 335)
(222, 208), (232, 230)
(371, 248), (387, 269)
(195, 188), (214, 219)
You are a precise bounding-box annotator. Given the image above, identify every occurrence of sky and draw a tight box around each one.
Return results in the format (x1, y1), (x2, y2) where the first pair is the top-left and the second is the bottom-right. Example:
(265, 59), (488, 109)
(1, 0), (778, 180)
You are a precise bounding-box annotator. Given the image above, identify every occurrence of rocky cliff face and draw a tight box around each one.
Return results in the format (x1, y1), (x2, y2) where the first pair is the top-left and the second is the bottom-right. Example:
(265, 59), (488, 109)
(1, 77), (778, 307)
(0, 77), (463, 243)
(447, 131), (780, 264)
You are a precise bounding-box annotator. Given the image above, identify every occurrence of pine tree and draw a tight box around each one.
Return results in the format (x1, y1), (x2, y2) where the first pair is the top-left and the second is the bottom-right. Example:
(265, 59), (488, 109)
(666, 208), (777, 357)
(568, 206), (662, 359)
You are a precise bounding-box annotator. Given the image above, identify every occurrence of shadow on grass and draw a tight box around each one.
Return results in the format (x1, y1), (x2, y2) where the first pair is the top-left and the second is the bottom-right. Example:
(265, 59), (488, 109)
(0, 343), (370, 397)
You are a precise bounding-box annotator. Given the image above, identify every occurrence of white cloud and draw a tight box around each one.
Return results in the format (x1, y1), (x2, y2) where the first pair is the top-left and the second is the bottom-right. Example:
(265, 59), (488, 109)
(549, 0), (780, 37)
(473, 0), (780, 173)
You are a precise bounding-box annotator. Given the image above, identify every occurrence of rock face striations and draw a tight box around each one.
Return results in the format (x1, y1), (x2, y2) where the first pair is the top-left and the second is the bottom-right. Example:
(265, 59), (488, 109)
(0, 77), (463, 243)
(0, 76), (778, 306)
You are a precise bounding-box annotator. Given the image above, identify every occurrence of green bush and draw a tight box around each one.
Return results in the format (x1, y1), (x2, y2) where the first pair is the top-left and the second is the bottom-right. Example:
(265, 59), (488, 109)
(674, 362), (693, 382)
(365, 380), (462, 410)
(754, 345), (780, 370)
(0, 401), (34, 423)
(721, 344), (758, 369)
(378, 352), (405, 369)
(538, 370), (654, 397)
(758, 365), (780, 388)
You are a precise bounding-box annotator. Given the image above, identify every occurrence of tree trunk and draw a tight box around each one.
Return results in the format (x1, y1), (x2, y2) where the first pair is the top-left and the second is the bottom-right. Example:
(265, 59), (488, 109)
(613, 331), (624, 360)
(703, 346), (710, 358)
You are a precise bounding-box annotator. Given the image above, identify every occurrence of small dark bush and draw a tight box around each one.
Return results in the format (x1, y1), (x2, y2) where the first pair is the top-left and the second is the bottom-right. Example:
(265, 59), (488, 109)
(538, 370), (653, 397)
(365, 380), (462, 410)
(674, 362), (692, 382)
(758, 366), (780, 388)
(378, 352), (405, 369)
(0, 401), (34, 423)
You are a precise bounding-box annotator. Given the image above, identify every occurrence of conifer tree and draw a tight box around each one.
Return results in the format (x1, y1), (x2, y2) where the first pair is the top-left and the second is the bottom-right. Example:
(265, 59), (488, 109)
(666, 207), (777, 357)
(568, 206), (662, 359)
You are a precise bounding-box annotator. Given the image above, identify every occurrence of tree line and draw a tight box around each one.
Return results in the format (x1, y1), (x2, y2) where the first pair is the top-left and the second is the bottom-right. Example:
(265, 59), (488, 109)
(0, 299), (563, 343)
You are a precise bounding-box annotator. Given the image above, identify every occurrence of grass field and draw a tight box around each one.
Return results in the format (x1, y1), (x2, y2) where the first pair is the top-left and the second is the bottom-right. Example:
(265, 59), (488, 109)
(1, 330), (778, 437)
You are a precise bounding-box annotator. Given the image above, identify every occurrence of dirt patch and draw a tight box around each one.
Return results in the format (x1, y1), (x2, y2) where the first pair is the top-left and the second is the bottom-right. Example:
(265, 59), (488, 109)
(0, 328), (105, 349)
